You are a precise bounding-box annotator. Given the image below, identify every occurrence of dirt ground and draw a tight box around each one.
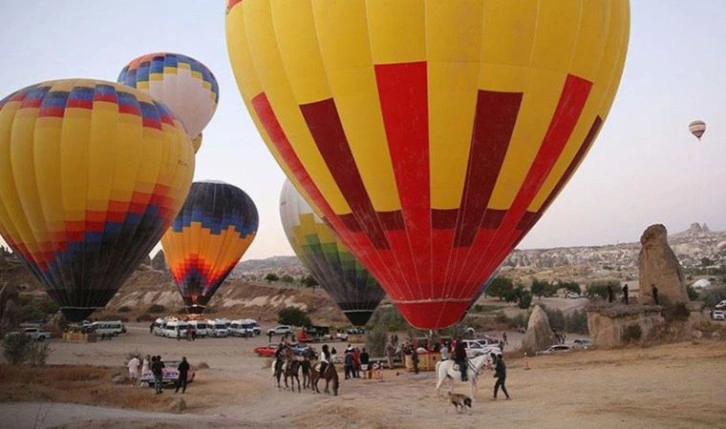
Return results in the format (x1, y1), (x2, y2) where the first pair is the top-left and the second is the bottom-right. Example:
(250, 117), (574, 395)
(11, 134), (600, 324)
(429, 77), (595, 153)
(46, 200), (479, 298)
(1, 322), (725, 429)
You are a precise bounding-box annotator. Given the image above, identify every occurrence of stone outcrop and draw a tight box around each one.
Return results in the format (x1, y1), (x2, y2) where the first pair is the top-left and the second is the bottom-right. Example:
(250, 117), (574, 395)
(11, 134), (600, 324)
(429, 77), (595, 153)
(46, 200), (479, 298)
(587, 304), (665, 347)
(151, 251), (168, 272)
(638, 224), (688, 306)
(521, 305), (557, 354)
(0, 283), (19, 323)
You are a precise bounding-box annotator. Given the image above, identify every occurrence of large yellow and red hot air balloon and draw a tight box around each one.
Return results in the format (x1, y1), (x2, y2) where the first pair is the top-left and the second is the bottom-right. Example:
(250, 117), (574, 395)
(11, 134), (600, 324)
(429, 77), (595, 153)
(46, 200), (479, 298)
(118, 53), (219, 142)
(161, 181), (258, 313)
(226, 1), (630, 329)
(0, 79), (195, 321)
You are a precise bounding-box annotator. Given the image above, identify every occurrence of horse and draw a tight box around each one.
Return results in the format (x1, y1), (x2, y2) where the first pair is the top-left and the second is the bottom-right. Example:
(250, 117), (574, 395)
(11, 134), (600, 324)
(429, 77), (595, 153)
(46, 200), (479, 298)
(310, 362), (339, 396)
(435, 353), (497, 402)
(284, 359), (301, 392)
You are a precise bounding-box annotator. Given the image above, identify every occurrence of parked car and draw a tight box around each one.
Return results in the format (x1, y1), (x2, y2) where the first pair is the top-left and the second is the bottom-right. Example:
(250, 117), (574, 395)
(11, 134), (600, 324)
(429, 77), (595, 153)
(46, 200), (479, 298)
(715, 300), (726, 310)
(267, 325), (292, 335)
(537, 345), (572, 355)
(573, 339), (592, 349)
(254, 344), (279, 357)
(140, 360), (195, 387)
(5, 326), (51, 342)
(711, 310), (726, 321)
(461, 339), (499, 358)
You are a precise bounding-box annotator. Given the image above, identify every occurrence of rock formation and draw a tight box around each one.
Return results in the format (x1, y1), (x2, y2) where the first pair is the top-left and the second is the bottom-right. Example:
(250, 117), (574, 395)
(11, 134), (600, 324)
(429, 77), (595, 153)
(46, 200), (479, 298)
(638, 224), (688, 306)
(521, 305), (557, 354)
(0, 283), (19, 323)
(151, 251), (168, 272)
(587, 304), (665, 347)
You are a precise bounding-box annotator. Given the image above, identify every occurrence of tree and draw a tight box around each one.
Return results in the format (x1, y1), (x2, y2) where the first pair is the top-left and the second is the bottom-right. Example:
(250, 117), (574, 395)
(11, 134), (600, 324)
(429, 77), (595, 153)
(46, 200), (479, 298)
(301, 275), (319, 293)
(530, 279), (548, 299)
(701, 257), (714, 267)
(686, 285), (699, 301)
(281, 274), (294, 283)
(264, 273), (280, 283)
(586, 280), (618, 300)
(487, 276), (514, 300)
(560, 282), (581, 295)
(518, 290), (532, 309)
(278, 307), (312, 327)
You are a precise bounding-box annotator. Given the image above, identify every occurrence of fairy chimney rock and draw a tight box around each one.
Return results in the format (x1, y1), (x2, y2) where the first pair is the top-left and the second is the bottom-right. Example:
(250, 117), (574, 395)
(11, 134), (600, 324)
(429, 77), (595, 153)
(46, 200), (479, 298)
(152, 251), (168, 272)
(638, 224), (688, 306)
(521, 305), (557, 355)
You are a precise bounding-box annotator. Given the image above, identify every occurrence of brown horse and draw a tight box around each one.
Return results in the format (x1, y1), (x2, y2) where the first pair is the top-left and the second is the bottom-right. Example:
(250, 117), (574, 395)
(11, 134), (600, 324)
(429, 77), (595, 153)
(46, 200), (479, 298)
(311, 362), (339, 396)
(284, 359), (301, 392)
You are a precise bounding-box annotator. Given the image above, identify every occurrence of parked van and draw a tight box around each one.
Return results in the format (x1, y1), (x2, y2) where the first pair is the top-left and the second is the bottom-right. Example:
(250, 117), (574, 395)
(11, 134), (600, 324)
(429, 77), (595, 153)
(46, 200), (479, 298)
(188, 320), (209, 337)
(229, 320), (250, 337)
(242, 319), (261, 336)
(153, 318), (166, 336)
(88, 321), (126, 337)
(207, 319), (229, 337)
(163, 318), (189, 339)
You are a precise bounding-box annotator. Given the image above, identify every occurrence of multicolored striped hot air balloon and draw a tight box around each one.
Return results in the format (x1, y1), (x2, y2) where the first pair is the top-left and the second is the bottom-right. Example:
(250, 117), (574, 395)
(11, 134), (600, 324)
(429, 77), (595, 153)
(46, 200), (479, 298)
(0, 79), (195, 321)
(689, 120), (706, 140)
(280, 179), (386, 326)
(161, 181), (258, 314)
(118, 52), (219, 140)
(226, 1), (630, 328)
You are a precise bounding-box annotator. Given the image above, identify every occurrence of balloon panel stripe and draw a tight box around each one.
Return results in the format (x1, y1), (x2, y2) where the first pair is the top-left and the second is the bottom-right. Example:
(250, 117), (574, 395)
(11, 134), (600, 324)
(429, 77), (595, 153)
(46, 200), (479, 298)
(299, 98), (390, 250)
(454, 89), (522, 247)
(374, 61), (430, 292)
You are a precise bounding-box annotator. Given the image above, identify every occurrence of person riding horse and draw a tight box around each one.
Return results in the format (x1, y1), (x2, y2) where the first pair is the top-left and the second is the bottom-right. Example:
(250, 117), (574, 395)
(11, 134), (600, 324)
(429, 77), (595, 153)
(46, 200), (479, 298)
(454, 338), (468, 382)
(319, 344), (331, 375)
(274, 343), (285, 374)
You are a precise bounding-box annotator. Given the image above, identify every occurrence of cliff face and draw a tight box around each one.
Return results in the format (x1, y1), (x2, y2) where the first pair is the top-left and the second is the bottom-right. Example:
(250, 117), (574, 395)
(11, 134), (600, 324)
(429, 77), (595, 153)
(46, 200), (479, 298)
(587, 305), (666, 347)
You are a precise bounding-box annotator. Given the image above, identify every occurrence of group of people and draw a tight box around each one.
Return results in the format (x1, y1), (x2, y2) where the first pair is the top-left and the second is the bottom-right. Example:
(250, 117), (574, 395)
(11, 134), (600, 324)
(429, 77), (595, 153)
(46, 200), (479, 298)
(126, 354), (190, 394)
(607, 283), (660, 305)
(342, 345), (370, 379)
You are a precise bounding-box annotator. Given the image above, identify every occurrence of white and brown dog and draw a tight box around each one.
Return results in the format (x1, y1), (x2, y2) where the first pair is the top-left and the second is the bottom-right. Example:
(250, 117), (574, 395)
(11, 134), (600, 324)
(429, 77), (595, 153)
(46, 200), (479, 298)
(447, 391), (472, 413)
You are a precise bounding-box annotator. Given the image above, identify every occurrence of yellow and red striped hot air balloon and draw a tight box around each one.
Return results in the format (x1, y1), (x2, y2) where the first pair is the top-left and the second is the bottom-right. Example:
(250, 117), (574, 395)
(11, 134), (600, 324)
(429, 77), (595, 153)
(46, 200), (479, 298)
(161, 181), (258, 314)
(0, 79), (194, 321)
(226, 1), (630, 329)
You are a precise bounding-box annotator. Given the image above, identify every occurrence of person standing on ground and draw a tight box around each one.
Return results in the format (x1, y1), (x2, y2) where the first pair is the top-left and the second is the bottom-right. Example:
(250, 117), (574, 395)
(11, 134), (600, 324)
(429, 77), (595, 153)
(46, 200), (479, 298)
(440, 342), (449, 361)
(268, 330), (273, 343)
(360, 347), (370, 378)
(175, 357), (190, 393)
(344, 348), (354, 380)
(151, 356), (165, 394)
(386, 344), (395, 369)
(127, 355), (141, 385)
(411, 346), (419, 374)
(502, 332), (508, 345)
(492, 353), (510, 400)
(141, 355), (151, 385)
(622, 284), (629, 305)
(652, 284), (660, 305)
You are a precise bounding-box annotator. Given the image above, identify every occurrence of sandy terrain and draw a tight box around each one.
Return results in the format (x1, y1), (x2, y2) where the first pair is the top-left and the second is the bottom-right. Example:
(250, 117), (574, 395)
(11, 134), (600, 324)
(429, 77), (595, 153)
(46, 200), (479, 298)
(2, 322), (725, 429)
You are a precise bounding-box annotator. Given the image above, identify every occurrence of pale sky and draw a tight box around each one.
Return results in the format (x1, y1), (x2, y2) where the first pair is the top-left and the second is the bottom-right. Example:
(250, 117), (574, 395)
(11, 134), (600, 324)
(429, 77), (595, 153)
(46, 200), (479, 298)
(0, 1), (724, 261)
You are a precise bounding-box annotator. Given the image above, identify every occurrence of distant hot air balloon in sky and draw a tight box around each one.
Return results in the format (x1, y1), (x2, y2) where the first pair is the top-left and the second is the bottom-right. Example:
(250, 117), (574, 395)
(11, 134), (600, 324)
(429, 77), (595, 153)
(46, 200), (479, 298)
(118, 52), (219, 140)
(280, 179), (386, 326)
(226, 1), (630, 328)
(0, 79), (195, 321)
(689, 120), (706, 140)
(161, 181), (258, 314)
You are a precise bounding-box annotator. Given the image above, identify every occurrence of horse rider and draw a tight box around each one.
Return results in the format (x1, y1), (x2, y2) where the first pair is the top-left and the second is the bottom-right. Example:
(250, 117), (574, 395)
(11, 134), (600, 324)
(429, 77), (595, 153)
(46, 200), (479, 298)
(274, 343), (285, 374)
(454, 338), (468, 382)
(318, 344), (331, 375)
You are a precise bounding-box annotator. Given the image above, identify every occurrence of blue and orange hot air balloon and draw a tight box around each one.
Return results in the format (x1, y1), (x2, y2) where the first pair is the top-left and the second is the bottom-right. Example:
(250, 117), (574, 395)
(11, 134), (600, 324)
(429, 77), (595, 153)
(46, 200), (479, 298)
(161, 181), (258, 313)
(0, 79), (195, 321)
(280, 179), (386, 326)
(226, 1), (630, 328)
(118, 52), (219, 142)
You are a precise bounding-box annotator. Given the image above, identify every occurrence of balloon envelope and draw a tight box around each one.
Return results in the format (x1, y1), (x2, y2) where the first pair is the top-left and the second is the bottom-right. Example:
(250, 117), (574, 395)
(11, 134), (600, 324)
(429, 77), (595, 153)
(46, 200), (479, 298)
(689, 120), (706, 140)
(0, 79), (195, 321)
(118, 52), (219, 139)
(280, 180), (386, 326)
(161, 181), (258, 313)
(226, 1), (630, 328)
(192, 133), (203, 154)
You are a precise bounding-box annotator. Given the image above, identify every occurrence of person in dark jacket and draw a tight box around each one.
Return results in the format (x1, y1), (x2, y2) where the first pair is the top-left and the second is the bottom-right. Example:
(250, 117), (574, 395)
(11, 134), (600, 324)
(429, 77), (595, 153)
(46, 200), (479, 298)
(344, 348), (354, 379)
(492, 353), (510, 399)
(454, 339), (468, 382)
(360, 348), (370, 378)
(175, 356), (190, 393)
(151, 355), (165, 394)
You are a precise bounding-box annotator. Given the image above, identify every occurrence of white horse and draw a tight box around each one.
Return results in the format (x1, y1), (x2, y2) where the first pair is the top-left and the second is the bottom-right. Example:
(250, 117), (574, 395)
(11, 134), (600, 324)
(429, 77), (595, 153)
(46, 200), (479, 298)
(435, 353), (498, 402)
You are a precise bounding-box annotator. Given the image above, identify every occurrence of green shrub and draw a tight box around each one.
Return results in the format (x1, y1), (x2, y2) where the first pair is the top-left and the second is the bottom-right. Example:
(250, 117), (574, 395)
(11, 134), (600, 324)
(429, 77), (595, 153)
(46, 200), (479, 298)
(365, 324), (388, 357)
(27, 341), (52, 366)
(622, 324), (642, 343)
(281, 275), (295, 283)
(278, 307), (311, 327)
(564, 309), (589, 334)
(2, 333), (33, 364)
(264, 273), (280, 283)
(701, 286), (726, 308)
(518, 290), (532, 309)
(18, 305), (44, 323)
(510, 312), (530, 330)
(686, 286), (699, 301)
